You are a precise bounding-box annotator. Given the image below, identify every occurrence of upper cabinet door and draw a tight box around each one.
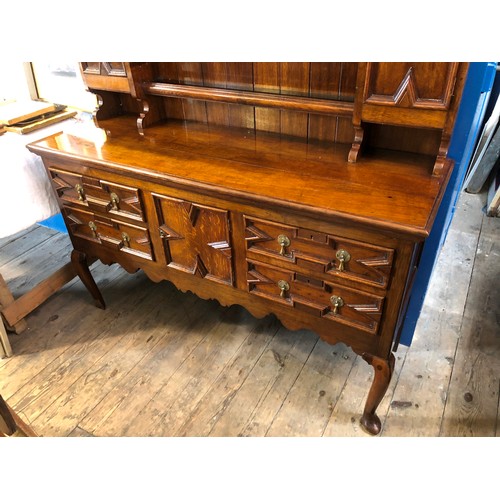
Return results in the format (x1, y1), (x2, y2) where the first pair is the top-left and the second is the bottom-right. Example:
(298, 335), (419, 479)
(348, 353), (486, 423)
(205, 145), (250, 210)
(80, 62), (127, 77)
(363, 63), (459, 110)
(356, 62), (466, 131)
(79, 62), (131, 93)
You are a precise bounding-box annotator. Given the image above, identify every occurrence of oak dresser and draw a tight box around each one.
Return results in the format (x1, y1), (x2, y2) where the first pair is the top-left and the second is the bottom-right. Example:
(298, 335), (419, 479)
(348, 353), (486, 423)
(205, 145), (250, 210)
(27, 62), (468, 434)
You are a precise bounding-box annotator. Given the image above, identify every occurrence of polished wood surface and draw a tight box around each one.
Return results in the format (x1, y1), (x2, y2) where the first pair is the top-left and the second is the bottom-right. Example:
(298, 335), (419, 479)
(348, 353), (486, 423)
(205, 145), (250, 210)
(25, 62), (468, 434)
(28, 118), (450, 238)
(149, 63), (357, 141)
(143, 81), (355, 116)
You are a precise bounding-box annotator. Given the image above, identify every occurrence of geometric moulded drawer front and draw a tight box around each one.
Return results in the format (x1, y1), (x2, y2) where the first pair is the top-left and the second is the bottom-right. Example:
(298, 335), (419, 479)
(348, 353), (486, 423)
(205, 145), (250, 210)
(247, 260), (384, 335)
(153, 193), (234, 286)
(244, 216), (394, 290)
(64, 206), (154, 261)
(49, 167), (145, 222)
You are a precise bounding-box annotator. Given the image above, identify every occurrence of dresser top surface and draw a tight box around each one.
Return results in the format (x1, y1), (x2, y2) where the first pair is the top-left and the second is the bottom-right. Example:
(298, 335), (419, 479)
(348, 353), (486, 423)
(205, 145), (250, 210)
(28, 116), (452, 239)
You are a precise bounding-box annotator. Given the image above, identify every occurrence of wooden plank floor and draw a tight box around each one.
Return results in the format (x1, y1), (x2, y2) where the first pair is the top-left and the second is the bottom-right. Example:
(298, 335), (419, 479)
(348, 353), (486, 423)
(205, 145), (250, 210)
(1, 191), (498, 437)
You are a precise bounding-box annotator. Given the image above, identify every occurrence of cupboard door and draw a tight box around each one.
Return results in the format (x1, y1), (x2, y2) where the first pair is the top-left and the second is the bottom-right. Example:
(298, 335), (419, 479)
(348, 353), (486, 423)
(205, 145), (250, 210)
(153, 194), (234, 286)
(363, 63), (459, 110)
(359, 62), (461, 130)
(79, 62), (130, 93)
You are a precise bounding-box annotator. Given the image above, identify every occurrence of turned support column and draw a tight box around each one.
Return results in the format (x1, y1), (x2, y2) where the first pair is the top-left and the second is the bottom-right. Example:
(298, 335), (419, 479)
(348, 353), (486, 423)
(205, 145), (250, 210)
(71, 250), (106, 310)
(360, 352), (395, 435)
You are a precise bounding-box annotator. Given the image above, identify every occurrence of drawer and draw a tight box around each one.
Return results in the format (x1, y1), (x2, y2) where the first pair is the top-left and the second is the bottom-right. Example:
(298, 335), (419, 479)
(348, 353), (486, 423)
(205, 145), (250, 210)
(244, 216), (394, 290)
(247, 261), (384, 335)
(64, 206), (154, 261)
(49, 167), (145, 222)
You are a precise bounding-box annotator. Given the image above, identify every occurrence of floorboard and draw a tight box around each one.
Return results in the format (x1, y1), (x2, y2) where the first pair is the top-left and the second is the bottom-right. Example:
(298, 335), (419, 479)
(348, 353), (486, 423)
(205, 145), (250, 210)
(440, 212), (500, 436)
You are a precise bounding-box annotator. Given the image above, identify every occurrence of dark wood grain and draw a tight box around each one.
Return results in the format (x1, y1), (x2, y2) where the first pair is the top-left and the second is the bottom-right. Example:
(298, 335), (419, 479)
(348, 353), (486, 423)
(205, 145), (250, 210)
(309, 63), (341, 142)
(360, 353), (395, 435)
(202, 62), (230, 127)
(253, 62), (281, 134)
(70, 250), (106, 309)
(226, 62), (255, 128)
(173, 63), (207, 123)
(279, 63), (310, 138)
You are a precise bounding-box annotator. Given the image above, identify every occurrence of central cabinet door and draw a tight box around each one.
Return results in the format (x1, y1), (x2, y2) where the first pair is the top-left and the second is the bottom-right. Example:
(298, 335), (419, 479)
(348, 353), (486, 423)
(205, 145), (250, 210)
(153, 194), (234, 286)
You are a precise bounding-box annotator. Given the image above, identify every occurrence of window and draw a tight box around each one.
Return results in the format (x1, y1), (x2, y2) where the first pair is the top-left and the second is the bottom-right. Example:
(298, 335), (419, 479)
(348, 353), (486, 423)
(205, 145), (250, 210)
(30, 62), (97, 112)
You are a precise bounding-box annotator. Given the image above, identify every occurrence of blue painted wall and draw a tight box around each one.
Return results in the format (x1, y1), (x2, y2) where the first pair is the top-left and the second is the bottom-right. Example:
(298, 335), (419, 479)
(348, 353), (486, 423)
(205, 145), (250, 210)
(38, 212), (67, 233)
(398, 62), (497, 346)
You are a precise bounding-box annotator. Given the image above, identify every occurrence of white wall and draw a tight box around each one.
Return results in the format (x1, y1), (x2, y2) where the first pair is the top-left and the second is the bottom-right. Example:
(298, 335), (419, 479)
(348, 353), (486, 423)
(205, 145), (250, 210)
(0, 62), (33, 101)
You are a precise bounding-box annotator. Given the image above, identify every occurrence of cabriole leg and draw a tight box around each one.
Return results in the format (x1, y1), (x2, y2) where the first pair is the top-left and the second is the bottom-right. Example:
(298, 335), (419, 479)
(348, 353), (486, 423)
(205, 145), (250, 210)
(360, 352), (395, 435)
(71, 250), (105, 309)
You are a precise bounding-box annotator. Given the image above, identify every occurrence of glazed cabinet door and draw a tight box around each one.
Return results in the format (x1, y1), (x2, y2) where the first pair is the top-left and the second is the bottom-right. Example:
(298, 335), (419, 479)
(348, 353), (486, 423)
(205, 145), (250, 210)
(153, 194), (234, 286)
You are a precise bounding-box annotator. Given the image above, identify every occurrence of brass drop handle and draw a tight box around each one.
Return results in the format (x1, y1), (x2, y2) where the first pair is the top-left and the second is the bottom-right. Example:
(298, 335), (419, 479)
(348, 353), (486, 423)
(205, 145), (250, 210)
(121, 232), (130, 247)
(277, 234), (291, 256)
(330, 295), (344, 315)
(75, 183), (85, 201)
(110, 192), (120, 210)
(88, 221), (98, 238)
(336, 249), (351, 272)
(277, 279), (290, 298)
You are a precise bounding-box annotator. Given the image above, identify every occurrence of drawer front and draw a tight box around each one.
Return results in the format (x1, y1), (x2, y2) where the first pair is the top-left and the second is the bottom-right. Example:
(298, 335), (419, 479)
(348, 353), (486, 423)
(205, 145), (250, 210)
(49, 167), (145, 222)
(153, 193), (234, 286)
(64, 206), (154, 261)
(244, 216), (394, 290)
(247, 261), (384, 335)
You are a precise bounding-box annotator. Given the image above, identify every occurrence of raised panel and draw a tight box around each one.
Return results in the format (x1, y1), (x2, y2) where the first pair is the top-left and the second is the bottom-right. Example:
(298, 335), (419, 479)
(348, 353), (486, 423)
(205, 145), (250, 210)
(102, 62), (127, 77)
(81, 62), (126, 77)
(153, 194), (234, 286)
(81, 62), (101, 75)
(364, 62), (459, 110)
